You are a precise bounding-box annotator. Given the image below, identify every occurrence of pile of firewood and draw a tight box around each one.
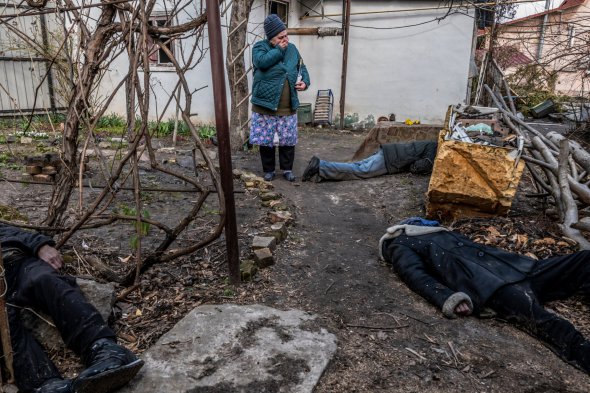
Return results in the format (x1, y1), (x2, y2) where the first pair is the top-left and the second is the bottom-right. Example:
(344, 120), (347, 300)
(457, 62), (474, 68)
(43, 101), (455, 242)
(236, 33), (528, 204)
(484, 84), (590, 249)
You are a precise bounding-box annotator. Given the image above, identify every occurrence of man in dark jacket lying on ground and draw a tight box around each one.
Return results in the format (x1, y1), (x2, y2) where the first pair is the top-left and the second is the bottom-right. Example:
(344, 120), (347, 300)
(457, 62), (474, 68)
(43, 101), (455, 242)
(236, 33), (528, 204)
(0, 223), (143, 393)
(380, 218), (590, 374)
(301, 141), (437, 181)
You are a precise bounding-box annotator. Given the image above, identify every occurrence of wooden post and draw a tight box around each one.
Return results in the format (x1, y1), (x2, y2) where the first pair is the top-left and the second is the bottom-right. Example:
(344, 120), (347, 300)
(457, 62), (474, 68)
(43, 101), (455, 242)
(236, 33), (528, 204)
(0, 246), (14, 384)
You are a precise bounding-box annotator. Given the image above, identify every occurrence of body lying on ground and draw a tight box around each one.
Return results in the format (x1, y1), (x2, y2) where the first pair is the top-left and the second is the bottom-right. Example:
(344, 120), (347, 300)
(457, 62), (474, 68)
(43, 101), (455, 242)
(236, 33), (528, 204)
(302, 141), (437, 182)
(380, 218), (590, 374)
(0, 223), (143, 393)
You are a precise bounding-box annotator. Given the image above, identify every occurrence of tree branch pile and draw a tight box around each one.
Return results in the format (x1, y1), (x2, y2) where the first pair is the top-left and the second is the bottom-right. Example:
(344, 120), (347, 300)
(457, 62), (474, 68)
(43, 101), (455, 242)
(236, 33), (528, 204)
(484, 84), (590, 249)
(1, 0), (232, 292)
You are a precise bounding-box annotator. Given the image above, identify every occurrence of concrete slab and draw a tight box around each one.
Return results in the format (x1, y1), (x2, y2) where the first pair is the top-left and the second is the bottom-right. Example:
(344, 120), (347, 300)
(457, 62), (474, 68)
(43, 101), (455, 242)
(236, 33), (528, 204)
(121, 304), (337, 393)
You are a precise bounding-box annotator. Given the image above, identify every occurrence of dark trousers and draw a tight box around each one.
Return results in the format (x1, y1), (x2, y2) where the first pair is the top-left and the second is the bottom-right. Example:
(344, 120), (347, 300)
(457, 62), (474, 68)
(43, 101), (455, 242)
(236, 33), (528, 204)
(6, 256), (115, 391)
(259, 145), (295, 173)
(487, 251), (590, 373)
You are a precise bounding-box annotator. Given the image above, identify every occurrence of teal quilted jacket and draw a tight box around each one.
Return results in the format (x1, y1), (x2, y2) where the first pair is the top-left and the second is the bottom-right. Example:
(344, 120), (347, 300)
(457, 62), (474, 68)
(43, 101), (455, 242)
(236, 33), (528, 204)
(251, 40), (310, 112)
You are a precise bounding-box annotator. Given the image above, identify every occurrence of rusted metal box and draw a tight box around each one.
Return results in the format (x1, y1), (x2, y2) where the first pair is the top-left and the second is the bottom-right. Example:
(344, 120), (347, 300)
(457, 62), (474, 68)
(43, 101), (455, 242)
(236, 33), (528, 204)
(425, 107), (525, 220)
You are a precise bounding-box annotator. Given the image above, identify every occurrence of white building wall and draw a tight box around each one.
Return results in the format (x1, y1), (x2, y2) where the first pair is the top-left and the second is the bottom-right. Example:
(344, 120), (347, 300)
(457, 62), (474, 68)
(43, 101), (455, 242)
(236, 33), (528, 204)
(294, 0), (474, 124)
(100, 0), (474, 125)
(98, 0), (221, 125)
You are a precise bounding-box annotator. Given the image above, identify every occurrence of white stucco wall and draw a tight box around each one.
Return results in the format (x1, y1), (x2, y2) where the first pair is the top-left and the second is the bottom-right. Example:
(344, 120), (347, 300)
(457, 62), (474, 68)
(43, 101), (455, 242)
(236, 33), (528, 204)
(99, 0), (474, 125)
(293, 0), (475, 124)
(97, 0), (222, 125)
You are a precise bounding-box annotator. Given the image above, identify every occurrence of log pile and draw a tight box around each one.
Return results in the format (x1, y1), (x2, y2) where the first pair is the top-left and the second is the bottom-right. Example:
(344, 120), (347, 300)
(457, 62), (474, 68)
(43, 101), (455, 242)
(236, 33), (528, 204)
(484, 84), (590, 249)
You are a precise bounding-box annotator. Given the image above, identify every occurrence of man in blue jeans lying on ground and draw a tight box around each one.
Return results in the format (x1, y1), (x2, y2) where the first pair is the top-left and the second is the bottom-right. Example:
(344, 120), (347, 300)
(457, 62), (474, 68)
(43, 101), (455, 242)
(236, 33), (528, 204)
(0, 223), (143, 392)
(302, 141), (437, 182)
(380, 218), (590, 374)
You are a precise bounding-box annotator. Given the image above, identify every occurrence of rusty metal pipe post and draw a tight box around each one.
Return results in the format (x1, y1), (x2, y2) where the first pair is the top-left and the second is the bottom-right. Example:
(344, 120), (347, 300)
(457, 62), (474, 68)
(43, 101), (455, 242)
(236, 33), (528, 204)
(206, 0), (241, 284)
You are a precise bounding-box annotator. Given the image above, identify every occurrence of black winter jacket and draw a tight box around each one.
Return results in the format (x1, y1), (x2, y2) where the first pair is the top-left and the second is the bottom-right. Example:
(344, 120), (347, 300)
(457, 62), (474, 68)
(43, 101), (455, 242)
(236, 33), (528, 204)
(0, 223), (55, 256)
(381, 141), (437, 174)
(381, 229), (536, 315)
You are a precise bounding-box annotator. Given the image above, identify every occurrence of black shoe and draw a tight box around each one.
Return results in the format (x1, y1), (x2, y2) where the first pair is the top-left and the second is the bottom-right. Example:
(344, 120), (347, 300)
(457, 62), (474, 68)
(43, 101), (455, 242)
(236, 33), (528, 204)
(34, 378), (73, 393)
(283, 171), (296, 182)
(73, 339), (144, 393)
(263, 172), (275, 181)
(302, 156), (320, 182)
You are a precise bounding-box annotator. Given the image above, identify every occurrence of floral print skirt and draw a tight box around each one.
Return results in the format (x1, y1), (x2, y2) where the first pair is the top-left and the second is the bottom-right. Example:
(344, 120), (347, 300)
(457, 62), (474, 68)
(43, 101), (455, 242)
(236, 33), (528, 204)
(249, 112), (298, 147)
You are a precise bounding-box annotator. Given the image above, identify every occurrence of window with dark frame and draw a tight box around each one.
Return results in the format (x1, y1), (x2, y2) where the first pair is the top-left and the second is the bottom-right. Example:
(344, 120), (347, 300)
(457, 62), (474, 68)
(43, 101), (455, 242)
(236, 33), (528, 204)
(268, 0), (289, 26)
(147, 16), (174, 66)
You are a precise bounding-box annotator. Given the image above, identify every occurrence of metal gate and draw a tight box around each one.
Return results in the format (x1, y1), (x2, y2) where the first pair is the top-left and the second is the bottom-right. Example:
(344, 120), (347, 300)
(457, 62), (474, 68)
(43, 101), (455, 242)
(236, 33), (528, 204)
(0, 1), (65, 116)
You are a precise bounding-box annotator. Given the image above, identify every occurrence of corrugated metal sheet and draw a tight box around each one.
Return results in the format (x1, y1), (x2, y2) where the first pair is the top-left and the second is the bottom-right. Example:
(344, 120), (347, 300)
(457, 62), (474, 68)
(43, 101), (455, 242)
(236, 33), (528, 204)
(0, 0), (65, 115)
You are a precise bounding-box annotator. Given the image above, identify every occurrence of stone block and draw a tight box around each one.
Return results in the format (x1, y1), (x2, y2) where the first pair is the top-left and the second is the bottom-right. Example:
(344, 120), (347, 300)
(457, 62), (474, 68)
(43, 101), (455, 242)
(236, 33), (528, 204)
(240, 260), (258, 282)
(252, 236), (276, 251)
(266, 222), (288, 243)
(33, 174), (53, 183)
(268, 211), (292, 223)
(43, 153), (60, 166)
(253, 248), (274, 268)
(25, 165), (41, 175)
(42, 166), (57, 175)
(232, 168), (243, 178)
(259, 191), (281, 201)
(272, 203), (288, 211)
(118, 304), (337, 393)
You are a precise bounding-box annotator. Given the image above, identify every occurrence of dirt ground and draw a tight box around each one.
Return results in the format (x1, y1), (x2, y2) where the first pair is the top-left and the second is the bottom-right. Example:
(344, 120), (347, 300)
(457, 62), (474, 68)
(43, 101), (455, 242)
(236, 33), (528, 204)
(2, 127), (590, 392)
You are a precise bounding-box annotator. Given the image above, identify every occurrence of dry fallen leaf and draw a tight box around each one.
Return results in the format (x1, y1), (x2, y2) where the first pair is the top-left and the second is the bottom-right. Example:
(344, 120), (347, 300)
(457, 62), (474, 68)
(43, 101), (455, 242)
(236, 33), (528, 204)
(118, 254), (133, 263)
(486, 226), (502, 238)
(533, 237), (556, 246)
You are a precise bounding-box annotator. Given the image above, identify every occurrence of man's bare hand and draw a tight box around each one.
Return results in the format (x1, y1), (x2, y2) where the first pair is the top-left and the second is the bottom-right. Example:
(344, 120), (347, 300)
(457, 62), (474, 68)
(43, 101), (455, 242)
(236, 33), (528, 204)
(37, 245), (63, 270)
(454, 300), (472, 316)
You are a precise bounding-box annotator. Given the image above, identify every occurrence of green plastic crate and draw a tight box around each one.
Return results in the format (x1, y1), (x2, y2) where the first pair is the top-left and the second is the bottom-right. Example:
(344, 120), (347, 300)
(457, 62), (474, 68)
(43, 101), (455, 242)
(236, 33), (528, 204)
(297, 103), (312, 125)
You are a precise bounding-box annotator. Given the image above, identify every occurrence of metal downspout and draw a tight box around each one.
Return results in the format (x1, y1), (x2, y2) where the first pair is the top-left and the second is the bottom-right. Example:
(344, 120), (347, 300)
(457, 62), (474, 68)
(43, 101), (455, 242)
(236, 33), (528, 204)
(537, 0), (552, 61)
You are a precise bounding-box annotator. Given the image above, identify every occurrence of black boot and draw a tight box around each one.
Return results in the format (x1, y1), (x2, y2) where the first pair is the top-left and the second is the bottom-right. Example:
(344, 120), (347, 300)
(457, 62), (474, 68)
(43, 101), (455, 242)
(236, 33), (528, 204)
(302, 156), (320, 182)
(73, 339), (144, 393)
(33, 378), (73, 393)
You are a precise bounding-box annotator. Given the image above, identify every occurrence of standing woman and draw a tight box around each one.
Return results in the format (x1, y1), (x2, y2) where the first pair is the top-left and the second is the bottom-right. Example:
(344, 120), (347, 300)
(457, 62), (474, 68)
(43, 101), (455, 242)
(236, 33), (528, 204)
(250, 14), (310, 182)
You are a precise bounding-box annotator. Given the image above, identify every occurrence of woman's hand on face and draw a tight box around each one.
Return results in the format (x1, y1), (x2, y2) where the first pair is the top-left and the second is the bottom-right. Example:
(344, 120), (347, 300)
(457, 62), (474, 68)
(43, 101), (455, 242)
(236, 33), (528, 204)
(271, 32), (288, 49)
(295, 81), (306, 91)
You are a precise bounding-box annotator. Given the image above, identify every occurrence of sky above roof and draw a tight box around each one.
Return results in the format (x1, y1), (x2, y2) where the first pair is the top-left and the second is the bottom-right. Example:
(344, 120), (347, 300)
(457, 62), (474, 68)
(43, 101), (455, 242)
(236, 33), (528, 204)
(515, 1), (552, 19)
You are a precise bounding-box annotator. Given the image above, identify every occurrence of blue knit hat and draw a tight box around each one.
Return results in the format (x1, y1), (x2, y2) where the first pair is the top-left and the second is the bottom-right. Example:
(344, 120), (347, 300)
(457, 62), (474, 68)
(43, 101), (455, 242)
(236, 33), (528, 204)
(264, 14), (286, 40)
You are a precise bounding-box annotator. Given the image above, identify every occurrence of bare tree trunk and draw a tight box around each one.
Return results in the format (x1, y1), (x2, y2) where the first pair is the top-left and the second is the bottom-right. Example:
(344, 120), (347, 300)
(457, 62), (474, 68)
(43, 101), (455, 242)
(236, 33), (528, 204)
(45, 6), (118, 227)
(227, 0), (254, 149)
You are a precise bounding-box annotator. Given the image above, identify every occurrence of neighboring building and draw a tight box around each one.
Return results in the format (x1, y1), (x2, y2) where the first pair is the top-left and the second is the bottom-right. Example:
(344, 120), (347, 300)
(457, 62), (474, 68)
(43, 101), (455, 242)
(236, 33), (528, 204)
(498, 0), (590, 96)
(0, 0), (65, 115)
(98, 0), (477, 126)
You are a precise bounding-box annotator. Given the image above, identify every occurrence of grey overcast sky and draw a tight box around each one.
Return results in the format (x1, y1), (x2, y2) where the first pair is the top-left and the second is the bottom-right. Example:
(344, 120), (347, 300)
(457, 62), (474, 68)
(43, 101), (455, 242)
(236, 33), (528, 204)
(514, 1), (555, 19)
